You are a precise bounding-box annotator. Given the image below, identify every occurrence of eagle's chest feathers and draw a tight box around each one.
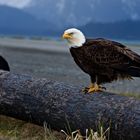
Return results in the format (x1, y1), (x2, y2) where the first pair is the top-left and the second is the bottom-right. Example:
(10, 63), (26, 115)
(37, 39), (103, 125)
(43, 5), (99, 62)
(71, 46), (111, 75)
(71, 47), (97, 74)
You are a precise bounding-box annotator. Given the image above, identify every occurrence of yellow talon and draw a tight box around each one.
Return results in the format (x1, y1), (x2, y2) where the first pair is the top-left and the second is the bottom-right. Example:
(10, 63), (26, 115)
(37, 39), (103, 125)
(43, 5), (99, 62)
(88, 83), (101, 93)
(82, 87), (89, 93)
(82, 83), (106, 94)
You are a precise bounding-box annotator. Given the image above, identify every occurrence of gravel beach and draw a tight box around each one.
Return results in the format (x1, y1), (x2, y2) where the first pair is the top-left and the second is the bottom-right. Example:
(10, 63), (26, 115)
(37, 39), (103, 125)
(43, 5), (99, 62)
(0, 38), (140, 94)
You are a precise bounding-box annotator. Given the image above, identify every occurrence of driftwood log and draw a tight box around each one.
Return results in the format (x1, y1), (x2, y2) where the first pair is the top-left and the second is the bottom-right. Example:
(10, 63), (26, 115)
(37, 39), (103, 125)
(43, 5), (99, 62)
(0, 70), (140, 140)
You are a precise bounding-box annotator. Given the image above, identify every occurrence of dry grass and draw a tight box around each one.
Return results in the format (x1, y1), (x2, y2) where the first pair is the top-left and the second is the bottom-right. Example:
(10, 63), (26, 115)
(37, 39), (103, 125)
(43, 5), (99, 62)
(120, 92), (140, 99)
(61, 126), (110, 140)
(0, 115), (110, 140)
(0, 115), (65, 140)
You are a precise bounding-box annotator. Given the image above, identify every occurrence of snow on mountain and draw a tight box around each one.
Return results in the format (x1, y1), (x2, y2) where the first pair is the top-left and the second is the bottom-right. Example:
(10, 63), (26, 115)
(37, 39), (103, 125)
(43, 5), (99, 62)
(24, 0), (140, 28)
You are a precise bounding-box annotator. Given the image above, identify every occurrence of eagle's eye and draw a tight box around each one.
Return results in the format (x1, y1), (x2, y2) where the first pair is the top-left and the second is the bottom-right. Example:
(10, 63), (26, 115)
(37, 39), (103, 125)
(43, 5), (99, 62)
(69, 32), (74, 35)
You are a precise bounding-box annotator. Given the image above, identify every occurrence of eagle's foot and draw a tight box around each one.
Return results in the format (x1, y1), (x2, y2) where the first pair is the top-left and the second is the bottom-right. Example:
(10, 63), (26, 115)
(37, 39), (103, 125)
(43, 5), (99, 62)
(82, 87), (90, 93)
(82, 83), (106, 94)
(88, 83), (102, 93)
(99, 85), (106, 90)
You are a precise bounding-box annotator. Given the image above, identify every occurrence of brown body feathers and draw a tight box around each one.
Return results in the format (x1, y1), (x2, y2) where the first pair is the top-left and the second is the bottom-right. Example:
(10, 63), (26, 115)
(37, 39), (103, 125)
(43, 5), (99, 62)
(70, 38), (140, 84)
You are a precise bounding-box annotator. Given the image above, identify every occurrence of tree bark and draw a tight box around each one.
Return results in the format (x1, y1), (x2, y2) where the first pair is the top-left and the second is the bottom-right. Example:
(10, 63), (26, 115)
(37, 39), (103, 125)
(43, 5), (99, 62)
(0, 70), (140, 140)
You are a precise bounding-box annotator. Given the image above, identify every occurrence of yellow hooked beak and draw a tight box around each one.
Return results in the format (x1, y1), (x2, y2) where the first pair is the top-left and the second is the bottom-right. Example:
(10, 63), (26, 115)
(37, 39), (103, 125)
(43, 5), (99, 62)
(62, 33), (73, 39)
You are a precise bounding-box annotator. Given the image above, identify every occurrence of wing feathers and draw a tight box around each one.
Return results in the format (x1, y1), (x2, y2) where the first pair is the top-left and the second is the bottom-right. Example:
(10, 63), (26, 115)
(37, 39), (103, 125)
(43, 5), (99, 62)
(70, 38), (140, 80)
(127, 66), (140, 77)
(125, 48), (140, 63)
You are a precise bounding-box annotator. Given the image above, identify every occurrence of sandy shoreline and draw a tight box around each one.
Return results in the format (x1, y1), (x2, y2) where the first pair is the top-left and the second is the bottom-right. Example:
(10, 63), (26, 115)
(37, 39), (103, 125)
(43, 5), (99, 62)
(1, 37), (140, 53)
(0, 37), (69, 53)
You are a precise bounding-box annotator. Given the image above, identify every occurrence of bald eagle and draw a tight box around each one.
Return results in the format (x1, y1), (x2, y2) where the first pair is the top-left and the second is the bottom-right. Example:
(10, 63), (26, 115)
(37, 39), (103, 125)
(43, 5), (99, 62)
(62, 28), (140, 93)
(0, 56), (10, 71)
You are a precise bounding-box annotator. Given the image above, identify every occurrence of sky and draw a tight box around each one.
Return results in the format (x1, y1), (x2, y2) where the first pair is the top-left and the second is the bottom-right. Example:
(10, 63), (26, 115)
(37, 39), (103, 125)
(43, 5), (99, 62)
(0, 0), (31, 8)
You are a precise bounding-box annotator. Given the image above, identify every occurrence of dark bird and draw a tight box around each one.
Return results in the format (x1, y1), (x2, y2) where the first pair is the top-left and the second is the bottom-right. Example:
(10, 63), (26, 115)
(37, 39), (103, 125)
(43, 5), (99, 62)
(62, 28), (140, 93)
(0, 56), (10, 71)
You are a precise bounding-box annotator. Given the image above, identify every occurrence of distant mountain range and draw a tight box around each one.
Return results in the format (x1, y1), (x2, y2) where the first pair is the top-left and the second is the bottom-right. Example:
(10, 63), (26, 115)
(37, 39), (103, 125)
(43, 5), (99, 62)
(24, 0), (140, 28)
(0, 5), (140, 40)
(80, 20), (140, 40)
(0, 5), (57, 36)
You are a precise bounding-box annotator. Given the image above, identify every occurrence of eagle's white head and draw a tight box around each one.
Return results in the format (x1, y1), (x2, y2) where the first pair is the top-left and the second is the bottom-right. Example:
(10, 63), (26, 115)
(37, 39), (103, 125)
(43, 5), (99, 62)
(62, 28), (86, 47)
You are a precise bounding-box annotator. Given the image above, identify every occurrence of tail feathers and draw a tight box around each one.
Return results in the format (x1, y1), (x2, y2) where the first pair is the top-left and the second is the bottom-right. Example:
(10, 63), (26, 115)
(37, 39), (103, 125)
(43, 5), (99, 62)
(0, 56), (10, 71)
(126, 48), (140, 63)
(127, 66), (140, 77)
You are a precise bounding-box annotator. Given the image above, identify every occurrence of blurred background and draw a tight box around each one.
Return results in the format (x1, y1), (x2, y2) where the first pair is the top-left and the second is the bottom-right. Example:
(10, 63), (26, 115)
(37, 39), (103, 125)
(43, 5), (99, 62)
(0, 1), (140, 139)
(0, 0), (140, 94)
(0, 0), (140, 40)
